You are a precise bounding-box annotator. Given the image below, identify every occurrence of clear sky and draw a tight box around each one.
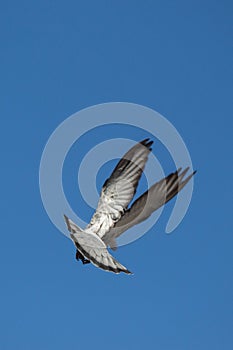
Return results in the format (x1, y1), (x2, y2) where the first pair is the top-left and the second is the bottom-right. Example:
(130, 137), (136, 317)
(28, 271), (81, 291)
(1, 1), (232, 349)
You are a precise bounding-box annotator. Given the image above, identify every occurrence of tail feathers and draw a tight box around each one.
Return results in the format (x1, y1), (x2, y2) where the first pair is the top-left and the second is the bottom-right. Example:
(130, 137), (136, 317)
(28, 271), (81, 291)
(64, 214), (82, 233)
(64, 214), (132, 275)
(71, 230), (132, 275)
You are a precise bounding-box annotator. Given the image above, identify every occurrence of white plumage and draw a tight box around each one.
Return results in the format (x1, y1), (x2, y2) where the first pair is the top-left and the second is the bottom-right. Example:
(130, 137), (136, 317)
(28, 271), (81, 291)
(64, 139), (196, 274)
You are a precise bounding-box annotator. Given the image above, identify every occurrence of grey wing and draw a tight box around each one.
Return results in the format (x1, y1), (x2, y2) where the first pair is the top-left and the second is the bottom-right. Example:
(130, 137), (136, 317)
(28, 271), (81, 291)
(87, 139), (153, 237)
(102, 167), (196, 249)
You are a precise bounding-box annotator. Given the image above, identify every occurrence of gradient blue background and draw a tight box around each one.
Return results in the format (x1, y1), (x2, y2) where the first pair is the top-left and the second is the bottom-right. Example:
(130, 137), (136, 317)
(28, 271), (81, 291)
(1, 1), (232, 349)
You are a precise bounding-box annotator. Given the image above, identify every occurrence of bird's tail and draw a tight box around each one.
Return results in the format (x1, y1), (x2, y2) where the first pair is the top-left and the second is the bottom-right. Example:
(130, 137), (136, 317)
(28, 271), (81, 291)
(64, 214), (83, 234)
(71, 230), (132, 275)
(64, 215), (132, 275)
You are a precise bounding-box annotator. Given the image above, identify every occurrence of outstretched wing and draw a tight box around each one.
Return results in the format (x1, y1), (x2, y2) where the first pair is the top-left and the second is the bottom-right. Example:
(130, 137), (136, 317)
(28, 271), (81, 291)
(86, 139), (153, 237)
(102, 168), (196, 249)
(64, 215), (132, 274)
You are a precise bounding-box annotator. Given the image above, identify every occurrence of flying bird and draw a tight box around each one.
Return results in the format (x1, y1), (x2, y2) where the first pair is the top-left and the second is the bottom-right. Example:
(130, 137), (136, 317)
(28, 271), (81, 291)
(64, 139), (196, 275)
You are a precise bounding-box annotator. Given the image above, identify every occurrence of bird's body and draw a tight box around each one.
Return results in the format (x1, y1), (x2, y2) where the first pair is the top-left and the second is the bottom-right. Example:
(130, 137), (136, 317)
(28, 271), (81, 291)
(64, 139), (196, 274)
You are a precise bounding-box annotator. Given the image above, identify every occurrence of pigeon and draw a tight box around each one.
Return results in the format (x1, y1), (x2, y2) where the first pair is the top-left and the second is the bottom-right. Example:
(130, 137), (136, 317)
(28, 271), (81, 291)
(64, 139), (196, 275)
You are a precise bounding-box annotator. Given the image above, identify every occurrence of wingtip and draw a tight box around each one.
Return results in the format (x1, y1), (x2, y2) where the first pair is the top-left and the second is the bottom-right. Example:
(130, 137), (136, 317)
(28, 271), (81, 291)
(140, 138), (154, 150)
(140, 137), (150, 143)
(177, 167), (182, 174)
(182, 167), (197, 179)
(181, 166), (190, 175)
(178, 168), (196, 189)
(176, 167), (196, 178)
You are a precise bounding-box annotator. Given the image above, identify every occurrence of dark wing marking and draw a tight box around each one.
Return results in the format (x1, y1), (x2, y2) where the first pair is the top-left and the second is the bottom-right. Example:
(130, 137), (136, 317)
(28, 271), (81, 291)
(102, 168), (196, 249)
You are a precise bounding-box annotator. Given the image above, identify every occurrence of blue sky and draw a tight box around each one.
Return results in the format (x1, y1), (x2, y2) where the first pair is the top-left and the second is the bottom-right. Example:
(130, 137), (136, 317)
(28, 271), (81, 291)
(1, 1), (233, 349)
